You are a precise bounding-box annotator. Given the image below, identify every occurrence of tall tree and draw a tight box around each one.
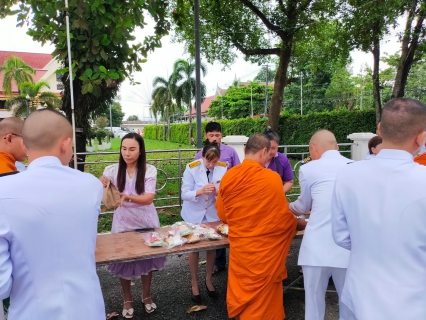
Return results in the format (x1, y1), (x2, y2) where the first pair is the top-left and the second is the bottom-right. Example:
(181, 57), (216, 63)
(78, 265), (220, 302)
(171, 0), (339, 131)
(0, 55), (36, 96)
(152, 74), (177, 141)
(392, 0), (426, 98)
(340, 0), (405, 123)
(127, 115), (140, 121)
(5, 80), (61, 117)
(173, 58), (207, 142)
(1, 1), (170, 170)
(92, 97), (125, 127)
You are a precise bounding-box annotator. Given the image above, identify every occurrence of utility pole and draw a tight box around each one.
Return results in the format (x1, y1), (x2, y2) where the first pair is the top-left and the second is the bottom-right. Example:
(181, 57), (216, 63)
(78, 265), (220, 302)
(263, 65), (269, 117)
(194, 0), (202, 148)
(109, 102), (113, 131)
(250, 85), (253, 118)
(300, 73), (303, 115)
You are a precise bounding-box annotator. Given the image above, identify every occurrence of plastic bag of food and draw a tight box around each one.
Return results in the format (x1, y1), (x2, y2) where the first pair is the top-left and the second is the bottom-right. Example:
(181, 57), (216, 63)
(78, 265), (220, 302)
(172, 222), (193, 237)
(165, 227), (188, 248)
(206, 230), (222, 240)
(216, 223), (229, 236)
(185, 232), (201, 244)
(144, 232), (165, 247)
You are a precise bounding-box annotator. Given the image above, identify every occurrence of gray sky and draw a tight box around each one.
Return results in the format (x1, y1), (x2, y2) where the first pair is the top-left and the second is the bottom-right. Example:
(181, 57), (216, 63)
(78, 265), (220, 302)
(0, 14), (402, 119)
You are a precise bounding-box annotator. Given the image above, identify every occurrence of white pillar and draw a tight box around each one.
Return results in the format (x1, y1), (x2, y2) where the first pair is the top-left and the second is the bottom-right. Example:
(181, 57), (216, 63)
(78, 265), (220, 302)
(221, 135), (248, 163)
(347, 132), (377, 161)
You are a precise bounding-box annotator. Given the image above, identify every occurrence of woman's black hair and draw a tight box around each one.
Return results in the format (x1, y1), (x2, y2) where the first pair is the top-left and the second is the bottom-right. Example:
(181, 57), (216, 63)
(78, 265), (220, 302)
(202, 140), (221, 161)
(368, 135), (383, 154)
(117, 132), (146, 195)
(263, 126), (280, 144)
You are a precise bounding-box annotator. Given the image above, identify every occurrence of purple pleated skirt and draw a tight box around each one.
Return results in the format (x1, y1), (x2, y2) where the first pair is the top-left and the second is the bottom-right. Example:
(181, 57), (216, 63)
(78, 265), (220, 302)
(107, 257), (166, 280)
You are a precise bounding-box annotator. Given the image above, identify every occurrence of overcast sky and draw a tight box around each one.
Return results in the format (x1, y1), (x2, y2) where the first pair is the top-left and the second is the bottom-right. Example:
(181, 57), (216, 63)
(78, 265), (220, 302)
(0, 14), (403, 119)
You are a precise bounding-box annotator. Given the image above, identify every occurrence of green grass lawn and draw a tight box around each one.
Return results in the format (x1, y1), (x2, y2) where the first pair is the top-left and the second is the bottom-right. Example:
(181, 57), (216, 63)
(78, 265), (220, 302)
(86, 138), (197, 232)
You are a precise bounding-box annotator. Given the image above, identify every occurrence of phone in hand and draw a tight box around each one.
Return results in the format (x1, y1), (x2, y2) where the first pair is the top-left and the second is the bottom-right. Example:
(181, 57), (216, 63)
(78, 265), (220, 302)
(135, 228), (155, 233)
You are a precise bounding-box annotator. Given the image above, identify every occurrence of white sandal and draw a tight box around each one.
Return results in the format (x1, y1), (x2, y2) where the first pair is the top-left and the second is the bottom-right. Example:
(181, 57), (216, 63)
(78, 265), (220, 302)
(122, 300), (134, 319)
(142, 296), (157, 313)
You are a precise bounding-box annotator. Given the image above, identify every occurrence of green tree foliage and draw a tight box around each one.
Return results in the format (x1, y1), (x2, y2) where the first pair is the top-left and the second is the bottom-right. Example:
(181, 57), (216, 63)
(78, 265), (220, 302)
(173, 58), (207, 140)
(0, 55), (35, 96)
(92, 98), (125, 127)
(127, 115), (140, 121)
(95, 116), (109, 129)
(1, 0), (170, 169)
(171, 0), (340, 132)
(208, 82), (273, 119)
(5, 80), (61, 117)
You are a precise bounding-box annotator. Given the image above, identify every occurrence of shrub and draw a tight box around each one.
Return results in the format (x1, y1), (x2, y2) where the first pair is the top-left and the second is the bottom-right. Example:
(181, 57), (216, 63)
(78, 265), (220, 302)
(95, 129), (107, 145)
(144, 109), (376, 146)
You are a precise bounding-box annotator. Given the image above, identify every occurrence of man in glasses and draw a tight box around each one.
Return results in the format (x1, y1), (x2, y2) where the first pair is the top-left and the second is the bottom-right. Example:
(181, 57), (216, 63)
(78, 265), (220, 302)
(0, 117), (26, 177)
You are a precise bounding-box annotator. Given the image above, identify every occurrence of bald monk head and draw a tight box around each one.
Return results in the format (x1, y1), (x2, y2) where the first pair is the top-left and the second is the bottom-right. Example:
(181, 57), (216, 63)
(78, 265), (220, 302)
(22, 109), (74, 165)
(0, 117), (26, 162)
(309, 130), (338, 160)
(244, 133), (271, 166)
(378, 98), (426, 156)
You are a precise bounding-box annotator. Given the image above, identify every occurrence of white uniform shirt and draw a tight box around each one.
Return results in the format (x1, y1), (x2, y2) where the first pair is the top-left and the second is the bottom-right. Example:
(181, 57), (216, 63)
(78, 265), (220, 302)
(332, 149), (426, 319)
(290, 150), (353, 268)
(0, 156), (105, 320)
(181, 160), (227, 223)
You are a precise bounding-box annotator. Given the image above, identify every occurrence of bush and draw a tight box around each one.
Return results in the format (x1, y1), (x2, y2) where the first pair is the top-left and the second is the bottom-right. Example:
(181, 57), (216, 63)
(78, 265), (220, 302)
(86, 127), (96, 146)
(95, 129), (107, 145)
(144, 109), (376, 145)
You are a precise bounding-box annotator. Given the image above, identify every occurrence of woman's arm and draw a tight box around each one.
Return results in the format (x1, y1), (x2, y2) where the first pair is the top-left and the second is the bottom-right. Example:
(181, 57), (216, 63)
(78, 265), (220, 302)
(120, 193), (155, 206)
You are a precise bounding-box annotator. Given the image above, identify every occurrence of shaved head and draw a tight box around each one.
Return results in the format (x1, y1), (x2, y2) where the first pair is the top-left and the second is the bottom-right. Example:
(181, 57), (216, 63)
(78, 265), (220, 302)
(310, 130), (338, 150)
(380, 98), (426, 144)
(245, 134), (270, 155)
(23, 109), (72, 151)
(0, 117), (24, 136)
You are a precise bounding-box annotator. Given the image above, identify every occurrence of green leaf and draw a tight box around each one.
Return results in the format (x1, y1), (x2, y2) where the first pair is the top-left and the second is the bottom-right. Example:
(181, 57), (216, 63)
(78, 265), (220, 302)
(99, 66), (107, 73)
(109, 72), (120, 80)
(101, 38), (110, 46)
(85, 68), (93, 78)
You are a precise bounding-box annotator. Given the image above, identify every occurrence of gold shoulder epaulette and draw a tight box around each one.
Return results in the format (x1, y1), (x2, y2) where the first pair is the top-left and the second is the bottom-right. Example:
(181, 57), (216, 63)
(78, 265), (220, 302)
(301, 156), (312, 165)
(217, 161), (227, 168)
(189, 160), (201, 169)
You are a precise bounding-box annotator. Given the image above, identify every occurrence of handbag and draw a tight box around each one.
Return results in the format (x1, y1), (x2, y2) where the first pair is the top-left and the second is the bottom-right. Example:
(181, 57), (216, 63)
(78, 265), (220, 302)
(102, 180), (121, 209)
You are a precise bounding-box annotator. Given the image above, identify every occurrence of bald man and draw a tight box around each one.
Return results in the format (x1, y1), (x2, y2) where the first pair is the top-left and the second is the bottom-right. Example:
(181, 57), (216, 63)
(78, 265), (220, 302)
(0, 117), (26, 177)
(332, 98), (426, 319)
(0, 109), (105, 320)
(290, 130), (354, 320)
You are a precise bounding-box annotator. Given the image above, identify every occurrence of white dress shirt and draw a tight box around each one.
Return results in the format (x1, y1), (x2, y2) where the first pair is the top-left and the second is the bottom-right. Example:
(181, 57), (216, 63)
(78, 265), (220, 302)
(290, 150), (353, 268)
(181, 160), (227, 223)
(0, 156), (105, 320)
(332, 149), (426, 319)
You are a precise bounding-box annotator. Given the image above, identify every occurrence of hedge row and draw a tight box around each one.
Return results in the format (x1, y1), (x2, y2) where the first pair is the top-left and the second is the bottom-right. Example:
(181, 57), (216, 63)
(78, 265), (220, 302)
(144, 109), (377, 145)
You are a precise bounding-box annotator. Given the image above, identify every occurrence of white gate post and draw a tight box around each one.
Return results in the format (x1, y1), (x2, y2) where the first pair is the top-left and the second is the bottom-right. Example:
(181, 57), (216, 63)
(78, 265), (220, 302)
(347, 132), (377, 161)
(221, 135), (249, 163)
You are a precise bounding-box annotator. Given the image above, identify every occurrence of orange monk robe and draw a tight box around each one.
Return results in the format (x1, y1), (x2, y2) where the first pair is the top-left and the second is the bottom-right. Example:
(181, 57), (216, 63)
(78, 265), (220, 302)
(216, 159), (297, 320)
(0, 151), (17, 174)
(414, 152), (426, 166)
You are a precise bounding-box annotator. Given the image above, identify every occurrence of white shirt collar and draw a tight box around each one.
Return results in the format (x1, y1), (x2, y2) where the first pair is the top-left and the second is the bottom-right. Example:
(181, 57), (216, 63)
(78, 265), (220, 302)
(375, 149), (414, 161)
(28, 156), (63, 170)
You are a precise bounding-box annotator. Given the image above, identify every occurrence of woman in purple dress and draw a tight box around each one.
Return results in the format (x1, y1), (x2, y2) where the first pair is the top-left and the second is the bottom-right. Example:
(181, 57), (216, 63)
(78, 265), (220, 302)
(100, 133), (165, 319)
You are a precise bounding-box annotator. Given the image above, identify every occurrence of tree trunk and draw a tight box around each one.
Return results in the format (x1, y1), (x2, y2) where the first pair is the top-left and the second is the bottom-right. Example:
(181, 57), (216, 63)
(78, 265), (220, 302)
(371, 32), (382, 125)
(188, 96), (193, 143)
(167, 104), (171, 141)
(268, 44), (292, 131)
(392, 3), (424, 98)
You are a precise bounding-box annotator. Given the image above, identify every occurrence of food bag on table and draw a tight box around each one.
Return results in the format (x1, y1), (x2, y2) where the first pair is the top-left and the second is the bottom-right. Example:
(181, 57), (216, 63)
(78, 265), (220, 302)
(185, 232), (201, 244)
(206, 229), (222, 240)
(165, 227), (188, 248)
(216, 223), (229, 236)
(143, 232), (165, 247)
(172, 221), (193, 237)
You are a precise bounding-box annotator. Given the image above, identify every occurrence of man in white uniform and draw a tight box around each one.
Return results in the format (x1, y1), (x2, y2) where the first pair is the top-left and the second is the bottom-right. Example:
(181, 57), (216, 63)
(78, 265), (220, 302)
(332, 97), (426, 320)
(0, 109), (105, 320)
(290, 130), (355, 320)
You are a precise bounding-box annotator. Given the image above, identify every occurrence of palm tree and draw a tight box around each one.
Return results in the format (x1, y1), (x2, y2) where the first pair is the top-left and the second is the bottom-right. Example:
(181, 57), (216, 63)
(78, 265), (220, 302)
(173, 59), (207, 141)
(152, 74), (178, 141)
(5, 80), (62, 118)
(0, 55), (36, 96)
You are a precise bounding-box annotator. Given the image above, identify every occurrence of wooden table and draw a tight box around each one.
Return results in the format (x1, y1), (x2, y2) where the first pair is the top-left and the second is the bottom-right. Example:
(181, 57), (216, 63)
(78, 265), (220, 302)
(95, 222), (303, 266)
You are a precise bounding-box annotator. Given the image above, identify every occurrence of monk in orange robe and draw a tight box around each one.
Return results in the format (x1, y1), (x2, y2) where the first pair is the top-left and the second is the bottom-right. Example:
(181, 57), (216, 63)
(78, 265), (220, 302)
(217, 133), (302, 320)
(0, 117), (26, 176)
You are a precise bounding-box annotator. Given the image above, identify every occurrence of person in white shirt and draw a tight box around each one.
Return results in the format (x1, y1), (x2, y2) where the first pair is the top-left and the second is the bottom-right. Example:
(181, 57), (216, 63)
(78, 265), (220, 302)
(290, 130), (355, 320)
(332, 98), (426, 320)
(0, 109), (105, 320)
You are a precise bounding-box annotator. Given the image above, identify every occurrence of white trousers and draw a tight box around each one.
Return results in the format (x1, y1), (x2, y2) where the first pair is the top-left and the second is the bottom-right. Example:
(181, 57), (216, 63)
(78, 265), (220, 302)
(302, 265), (356, 320)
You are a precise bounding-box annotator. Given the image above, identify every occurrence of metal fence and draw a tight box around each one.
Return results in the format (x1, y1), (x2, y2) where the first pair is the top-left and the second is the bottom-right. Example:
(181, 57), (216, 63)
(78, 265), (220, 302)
(77, 143), (353, 215)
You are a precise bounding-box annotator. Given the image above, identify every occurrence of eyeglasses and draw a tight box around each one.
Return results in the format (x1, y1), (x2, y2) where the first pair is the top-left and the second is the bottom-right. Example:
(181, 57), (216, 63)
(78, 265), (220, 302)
(3, 133), (22, 139)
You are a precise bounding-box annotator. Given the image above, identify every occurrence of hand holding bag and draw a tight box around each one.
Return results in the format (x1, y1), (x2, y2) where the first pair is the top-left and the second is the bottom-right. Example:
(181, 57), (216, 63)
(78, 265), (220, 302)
(102, 180), (121, 210)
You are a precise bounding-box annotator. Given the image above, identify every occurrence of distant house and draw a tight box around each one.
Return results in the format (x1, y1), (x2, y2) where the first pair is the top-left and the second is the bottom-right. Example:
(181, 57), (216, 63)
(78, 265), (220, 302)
(0, 51), (62, 120)
(121, 120), (157, 133)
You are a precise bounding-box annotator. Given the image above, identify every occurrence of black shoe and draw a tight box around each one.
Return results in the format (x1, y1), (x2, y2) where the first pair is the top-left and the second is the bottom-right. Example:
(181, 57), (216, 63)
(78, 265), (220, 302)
(191, 294), (202, 304)
(205, 282), (219, 299)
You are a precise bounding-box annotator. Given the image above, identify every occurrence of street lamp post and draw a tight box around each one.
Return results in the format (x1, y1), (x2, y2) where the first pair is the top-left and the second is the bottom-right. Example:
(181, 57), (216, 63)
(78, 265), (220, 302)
(25, 94), (30, 118)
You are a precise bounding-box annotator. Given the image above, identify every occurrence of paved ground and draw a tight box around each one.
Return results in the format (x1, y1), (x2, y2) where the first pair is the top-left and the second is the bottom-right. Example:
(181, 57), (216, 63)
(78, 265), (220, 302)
(98, 239), (340, 319)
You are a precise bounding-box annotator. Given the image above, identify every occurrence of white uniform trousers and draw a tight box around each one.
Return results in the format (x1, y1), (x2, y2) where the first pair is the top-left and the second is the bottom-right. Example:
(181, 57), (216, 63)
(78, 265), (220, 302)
(302, 265), (356, 320)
